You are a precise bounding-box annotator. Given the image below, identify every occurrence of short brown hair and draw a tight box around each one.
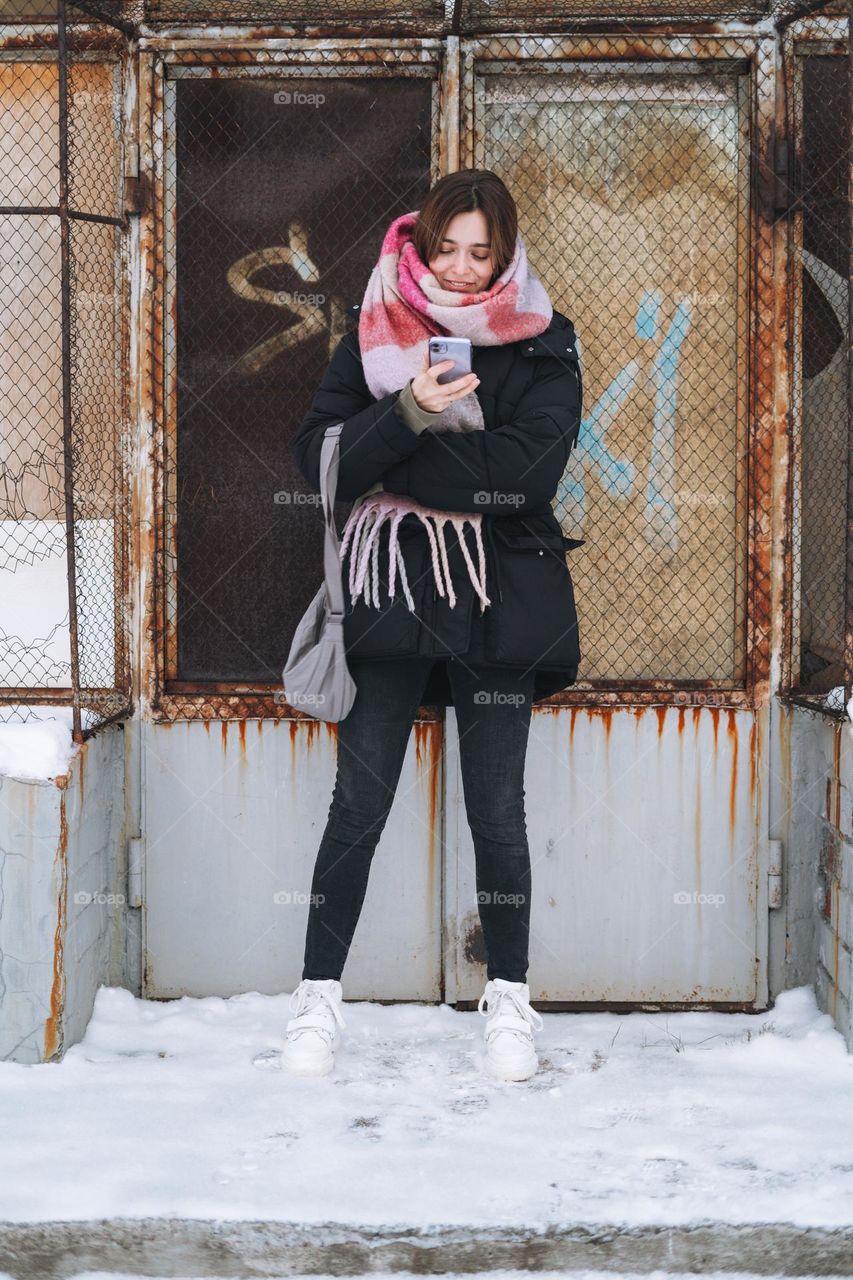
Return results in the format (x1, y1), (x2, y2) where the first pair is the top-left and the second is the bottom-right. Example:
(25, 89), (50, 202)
(413, 169), (517, 287)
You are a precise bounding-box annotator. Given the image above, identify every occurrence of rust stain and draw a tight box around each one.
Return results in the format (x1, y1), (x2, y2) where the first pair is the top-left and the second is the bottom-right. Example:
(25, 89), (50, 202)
(288, 717), (330, 770)
(414, 721), (442, 908)
(727, 710), (739, 839)
(238, 719), (247, 762)
(3, 28), (124, 53)
(655, 706), (667, 738)
(220, 720), (228, 751)
(438, 35), (460, 172)
(598, 707), (615, 744)
(747, 38), (776, 710)
(44, 793), (69, 1062)
(77, 741), (86, 804)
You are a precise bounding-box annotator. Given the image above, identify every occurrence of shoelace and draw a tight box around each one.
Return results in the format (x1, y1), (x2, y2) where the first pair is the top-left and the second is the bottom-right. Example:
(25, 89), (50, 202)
(477, 984), (544, 1042)
(286, 981), (347, 1042)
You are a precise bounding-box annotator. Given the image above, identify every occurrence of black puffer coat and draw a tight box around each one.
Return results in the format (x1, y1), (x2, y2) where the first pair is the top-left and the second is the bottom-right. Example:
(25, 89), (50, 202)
(293, 301), (584, 707)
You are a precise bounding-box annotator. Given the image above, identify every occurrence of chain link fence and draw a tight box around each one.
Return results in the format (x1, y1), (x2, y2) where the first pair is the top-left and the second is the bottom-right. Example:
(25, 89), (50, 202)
(475, 43), (757, 687)
(781, 10), (852, 711)
(0, 0), (130, 740)
(159, 55), (438, 696)
(0, 0), (850, 731)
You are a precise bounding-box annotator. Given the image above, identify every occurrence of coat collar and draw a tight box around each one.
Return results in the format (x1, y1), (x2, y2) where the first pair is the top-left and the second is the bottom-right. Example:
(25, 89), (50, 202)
(518, 312), (578, 360)
(344, 301), (577, 359)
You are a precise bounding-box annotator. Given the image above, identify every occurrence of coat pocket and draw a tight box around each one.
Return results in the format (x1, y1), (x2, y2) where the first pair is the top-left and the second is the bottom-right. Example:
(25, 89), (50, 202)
(491, 524), (585, 560)
(485, 525), (582, 667)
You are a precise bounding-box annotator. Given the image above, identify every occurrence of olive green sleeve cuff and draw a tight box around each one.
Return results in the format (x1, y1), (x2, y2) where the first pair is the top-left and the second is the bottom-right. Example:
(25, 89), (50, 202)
(393, 378), (443, 435)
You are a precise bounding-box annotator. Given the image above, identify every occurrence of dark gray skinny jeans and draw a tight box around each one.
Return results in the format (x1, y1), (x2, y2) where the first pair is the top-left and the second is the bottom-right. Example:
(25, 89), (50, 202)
(301, 647), (536, 985)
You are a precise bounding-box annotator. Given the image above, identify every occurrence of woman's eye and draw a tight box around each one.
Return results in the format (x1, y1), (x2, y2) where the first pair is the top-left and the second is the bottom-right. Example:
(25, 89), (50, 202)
(439, 247), (489, 261)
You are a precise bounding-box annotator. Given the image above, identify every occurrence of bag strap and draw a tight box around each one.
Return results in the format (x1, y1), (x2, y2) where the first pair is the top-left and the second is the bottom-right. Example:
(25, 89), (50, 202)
(318, 422), (347, 618)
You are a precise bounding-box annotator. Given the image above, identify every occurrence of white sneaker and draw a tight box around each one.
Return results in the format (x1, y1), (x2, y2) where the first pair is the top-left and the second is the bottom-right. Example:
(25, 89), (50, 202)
(478, 978), (544, 1081)
(282, 978), (346, 1076)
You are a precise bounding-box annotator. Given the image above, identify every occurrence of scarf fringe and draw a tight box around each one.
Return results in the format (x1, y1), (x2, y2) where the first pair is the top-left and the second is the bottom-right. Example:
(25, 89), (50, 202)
(339, 495), (491, 614)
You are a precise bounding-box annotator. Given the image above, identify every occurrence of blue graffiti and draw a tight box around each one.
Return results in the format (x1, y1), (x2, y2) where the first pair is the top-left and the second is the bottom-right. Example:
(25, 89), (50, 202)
(556, 289), (693, 553)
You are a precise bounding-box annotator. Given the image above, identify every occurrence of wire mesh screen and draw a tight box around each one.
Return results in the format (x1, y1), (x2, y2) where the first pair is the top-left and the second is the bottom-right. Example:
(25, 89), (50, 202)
(786, 32), (851, 703)
(161, 66), (436, 687)
(472, 56), (752, 683)
(0, 57), (66, 699)
(0, 0), (131, 737)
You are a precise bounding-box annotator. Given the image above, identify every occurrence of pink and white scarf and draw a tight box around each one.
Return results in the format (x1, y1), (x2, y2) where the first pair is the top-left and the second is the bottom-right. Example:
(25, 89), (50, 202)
(339, 209), (553, 614)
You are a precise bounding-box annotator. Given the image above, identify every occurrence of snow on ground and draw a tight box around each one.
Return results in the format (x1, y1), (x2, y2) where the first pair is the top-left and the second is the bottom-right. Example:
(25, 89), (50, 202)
(0, 983), (851, 1228)
(0, 1273), (838, 1280)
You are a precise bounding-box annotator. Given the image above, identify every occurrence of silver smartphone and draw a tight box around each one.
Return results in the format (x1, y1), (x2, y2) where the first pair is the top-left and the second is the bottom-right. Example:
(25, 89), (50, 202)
(429, 336), (473, 385)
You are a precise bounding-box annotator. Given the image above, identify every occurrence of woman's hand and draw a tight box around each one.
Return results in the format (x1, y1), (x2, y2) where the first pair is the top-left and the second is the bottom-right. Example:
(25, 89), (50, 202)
(410, 347), (480, 413)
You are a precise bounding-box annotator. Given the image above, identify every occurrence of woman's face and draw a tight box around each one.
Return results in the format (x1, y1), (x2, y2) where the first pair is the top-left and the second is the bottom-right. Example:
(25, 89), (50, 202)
(428, 209), (495, 295)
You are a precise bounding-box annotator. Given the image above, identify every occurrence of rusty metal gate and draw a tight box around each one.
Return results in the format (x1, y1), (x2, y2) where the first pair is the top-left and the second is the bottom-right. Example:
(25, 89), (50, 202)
(137, 31), (774, 1006)
(1, 1), (849, 1007)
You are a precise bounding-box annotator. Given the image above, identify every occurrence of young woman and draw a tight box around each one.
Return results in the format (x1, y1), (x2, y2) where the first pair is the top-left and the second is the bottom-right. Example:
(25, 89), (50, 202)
(287, 169), (583, 1081)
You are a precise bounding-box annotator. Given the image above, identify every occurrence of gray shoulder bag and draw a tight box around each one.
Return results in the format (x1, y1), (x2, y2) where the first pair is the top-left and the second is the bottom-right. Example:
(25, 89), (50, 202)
(282, 422), (357, 722)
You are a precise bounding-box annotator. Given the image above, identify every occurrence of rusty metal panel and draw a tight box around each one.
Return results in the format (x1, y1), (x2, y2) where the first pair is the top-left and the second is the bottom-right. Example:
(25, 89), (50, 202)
(142, 717), (444, 1000)
(446, 703), (765, 1006)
